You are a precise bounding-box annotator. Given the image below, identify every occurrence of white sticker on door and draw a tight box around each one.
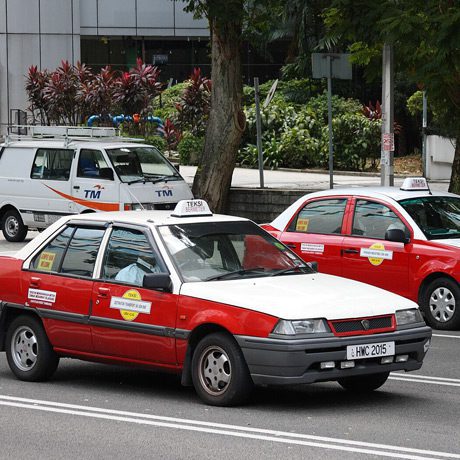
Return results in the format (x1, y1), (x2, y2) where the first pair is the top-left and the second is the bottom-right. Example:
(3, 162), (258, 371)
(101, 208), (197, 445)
(28, 288), (57, 306)
(301, 243), (325, 254)
(360, 243), (393, 266)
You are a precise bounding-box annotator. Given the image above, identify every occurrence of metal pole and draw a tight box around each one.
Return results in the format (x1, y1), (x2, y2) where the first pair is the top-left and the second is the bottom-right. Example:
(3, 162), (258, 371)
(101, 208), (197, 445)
(254, 77), (265, 188)
(326, 55), (334, 189)
(422, 90), (427, 177)
(380, 43), (394, 186)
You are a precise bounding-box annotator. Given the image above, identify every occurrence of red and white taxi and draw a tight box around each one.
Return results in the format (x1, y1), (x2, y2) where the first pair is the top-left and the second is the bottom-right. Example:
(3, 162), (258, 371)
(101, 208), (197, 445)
(0, 200), (430, 406)
(263, 178), (460, 330)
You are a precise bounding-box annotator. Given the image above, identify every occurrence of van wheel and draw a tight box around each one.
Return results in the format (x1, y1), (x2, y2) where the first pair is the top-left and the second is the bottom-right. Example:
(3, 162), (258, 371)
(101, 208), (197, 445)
(1, 210), (28, 242)
(6, 316), (59, 381)
(191, 333), (253, 406)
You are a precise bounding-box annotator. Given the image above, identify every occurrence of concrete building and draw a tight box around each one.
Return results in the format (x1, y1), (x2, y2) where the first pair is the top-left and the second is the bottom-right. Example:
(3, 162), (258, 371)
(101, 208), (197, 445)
(0, 0), (208, 132)
(0, 0), (286, 133)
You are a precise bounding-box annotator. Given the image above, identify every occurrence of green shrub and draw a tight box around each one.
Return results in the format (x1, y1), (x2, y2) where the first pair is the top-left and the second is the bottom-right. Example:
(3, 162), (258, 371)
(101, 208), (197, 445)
(177, 133), (204, 165)
(144, 135), (167, 152)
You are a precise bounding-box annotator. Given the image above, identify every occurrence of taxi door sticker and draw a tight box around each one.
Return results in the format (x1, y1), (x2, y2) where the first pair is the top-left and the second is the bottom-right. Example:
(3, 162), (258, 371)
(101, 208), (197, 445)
(110, 289), (152, 322)
(360, 243), (393, 266)
(296, 218), (309, 232)
(37, 252), (56, 271)
(28, 288), (57, 306)
(301, 243), (324, 254)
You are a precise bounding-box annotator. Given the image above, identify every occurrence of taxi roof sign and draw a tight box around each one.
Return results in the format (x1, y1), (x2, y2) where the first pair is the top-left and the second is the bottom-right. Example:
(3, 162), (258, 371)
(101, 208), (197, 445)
(400, 177), (430, 191)
(172, 199), (212, 218)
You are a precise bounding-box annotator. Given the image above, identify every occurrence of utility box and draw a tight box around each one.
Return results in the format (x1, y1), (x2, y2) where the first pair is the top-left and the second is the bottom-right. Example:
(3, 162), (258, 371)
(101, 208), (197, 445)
(426, 135), (456, 180)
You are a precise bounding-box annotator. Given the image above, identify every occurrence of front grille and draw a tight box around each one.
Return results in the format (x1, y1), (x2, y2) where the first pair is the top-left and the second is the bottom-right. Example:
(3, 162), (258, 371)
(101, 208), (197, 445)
(154, 203), (176, 210)
(329, 315), (395, 336)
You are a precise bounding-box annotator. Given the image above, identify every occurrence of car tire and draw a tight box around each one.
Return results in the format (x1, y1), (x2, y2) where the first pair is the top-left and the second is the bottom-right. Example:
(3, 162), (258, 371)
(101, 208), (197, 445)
(191, 332), (253, 406)
(338, 372), (389, 392)
(1, 210), (28, 242)
(6, 315), (59, 382)
(422, 277), (460, 330)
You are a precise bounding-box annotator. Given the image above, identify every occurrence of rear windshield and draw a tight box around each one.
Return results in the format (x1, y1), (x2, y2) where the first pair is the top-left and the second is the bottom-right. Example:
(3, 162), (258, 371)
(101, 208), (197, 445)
(399, 196), (460, 239)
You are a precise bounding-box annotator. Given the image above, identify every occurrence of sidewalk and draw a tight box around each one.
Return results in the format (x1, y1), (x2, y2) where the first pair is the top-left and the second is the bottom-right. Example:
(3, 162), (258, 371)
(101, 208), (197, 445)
(180, 166), (450, 192)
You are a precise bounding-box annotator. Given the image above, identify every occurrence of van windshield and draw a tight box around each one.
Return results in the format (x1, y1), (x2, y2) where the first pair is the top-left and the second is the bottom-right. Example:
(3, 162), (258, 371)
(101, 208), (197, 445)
(106, 146), (180, 184)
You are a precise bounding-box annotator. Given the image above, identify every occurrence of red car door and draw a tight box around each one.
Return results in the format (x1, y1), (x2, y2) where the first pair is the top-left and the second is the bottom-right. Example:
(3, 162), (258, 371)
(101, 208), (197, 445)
(23, 225), (106, 353)
(277, 197), (350, 276)
(340, 198), (412, 298)
(90, 226), (178, 366)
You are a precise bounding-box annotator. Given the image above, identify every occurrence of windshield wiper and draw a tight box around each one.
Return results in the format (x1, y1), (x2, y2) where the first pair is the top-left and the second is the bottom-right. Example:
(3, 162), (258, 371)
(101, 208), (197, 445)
(127, 177), (146, 185)
(270, 266), (311, 277)
(205, 267), (266, 281)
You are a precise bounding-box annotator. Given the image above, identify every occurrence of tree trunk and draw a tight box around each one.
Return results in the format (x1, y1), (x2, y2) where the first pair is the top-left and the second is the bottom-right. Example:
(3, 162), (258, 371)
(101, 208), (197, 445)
(448, 137), (460, 194)
(192, 12), (246, 213)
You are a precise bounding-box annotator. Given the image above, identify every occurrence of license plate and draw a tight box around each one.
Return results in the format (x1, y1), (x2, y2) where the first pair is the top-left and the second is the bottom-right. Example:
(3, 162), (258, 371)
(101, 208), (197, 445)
(346, 341), (395, 360)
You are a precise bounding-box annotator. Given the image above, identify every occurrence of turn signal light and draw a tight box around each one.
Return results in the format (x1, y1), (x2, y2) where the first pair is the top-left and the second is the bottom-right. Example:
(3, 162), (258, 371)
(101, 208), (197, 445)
(320, 361), (335, 369)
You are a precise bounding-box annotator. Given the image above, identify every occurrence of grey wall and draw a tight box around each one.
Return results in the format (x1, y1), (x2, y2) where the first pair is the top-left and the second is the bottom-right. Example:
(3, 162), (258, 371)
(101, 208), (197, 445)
(0, 0), (208, 132)
(0, 0), (80, 132)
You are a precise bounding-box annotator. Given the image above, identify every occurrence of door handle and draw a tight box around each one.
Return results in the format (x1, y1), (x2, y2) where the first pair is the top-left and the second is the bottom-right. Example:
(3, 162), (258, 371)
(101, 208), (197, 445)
(342, 248), (359, 255)
(286, 244), (297, 249)
(30, 277), (41, 287)
(97, 287), (110, 297)
(73, 186), (80, 190)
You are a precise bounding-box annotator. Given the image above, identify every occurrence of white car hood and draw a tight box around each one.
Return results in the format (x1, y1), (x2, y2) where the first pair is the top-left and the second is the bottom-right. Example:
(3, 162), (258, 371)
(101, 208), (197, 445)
(431, 238), (460, 249)
(180, 273), (417, 320)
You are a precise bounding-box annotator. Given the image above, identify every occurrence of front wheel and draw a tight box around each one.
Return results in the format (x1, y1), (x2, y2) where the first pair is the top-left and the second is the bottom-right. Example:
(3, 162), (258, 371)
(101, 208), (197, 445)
(1, 209), (28, 242)
(191, 333), (253, 406)
(422, 278), (460, 330)
(338, 372), (389, 392)
(6, 315), (59, 381)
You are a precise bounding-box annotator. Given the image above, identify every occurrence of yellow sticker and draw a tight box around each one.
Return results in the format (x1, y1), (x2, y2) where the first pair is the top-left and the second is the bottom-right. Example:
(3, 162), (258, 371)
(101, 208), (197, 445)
(38, 251), (56, 271)
(296, 218), (309, 232)
(360, 243), (393, 266)
(110, 289), (152, 322)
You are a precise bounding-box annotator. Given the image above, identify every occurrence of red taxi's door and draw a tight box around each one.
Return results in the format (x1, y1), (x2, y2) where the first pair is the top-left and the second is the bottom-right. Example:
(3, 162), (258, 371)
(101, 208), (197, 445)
(23, 225), (107, 353)
(90, 226), (178, 365)
(278, 198), (349, 276)
(340, 198), (411, 298)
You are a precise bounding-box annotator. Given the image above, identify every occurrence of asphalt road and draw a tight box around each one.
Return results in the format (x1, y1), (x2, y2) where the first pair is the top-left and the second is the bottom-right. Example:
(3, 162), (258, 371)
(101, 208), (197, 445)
(1, 231), (459, 460)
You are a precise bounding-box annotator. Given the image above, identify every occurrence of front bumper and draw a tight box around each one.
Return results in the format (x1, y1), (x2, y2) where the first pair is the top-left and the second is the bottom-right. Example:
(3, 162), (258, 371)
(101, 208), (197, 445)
(235, 325), (431, 386)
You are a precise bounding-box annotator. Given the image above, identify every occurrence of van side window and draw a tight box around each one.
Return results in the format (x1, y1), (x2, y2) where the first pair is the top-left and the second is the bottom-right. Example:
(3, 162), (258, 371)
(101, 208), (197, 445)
(31, 149), (73, 181)
(77, 149), (112, 180)
(287, 199), (347, 234)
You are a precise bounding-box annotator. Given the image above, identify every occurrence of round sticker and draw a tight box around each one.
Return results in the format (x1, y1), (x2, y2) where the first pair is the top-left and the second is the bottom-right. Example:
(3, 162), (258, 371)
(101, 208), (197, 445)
(120, 289), (142, 321)
(368, 242), (385, 266)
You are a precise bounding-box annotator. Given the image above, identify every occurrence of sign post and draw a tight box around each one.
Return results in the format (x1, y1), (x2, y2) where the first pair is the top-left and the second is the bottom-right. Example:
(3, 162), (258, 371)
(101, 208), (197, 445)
(312, 53), (352, 189)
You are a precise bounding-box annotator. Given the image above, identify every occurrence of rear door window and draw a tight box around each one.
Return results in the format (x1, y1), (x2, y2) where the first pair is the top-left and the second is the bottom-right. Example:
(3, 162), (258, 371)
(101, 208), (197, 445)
(31, 149), (73, 181)
(287, 199), (347, 234)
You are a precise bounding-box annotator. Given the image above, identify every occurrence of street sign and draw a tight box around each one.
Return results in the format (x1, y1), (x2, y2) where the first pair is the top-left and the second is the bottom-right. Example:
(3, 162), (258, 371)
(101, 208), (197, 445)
(312, 53), (352, 80)
(263, 79), (278, 109)
(382, 133), (394, 152)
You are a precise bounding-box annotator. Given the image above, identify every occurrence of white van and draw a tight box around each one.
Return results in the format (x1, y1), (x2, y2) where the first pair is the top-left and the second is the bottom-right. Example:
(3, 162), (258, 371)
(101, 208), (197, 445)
(0, 126), (193, 241)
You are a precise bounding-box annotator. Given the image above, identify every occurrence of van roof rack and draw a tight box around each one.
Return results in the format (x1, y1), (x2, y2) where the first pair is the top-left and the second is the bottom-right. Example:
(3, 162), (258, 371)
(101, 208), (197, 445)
(4, 125), (145, 147)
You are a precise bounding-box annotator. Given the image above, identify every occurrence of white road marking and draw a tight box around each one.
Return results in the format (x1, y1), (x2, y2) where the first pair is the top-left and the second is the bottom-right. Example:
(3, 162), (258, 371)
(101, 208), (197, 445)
(0, 395), (458, 460)
(432, 334), (460, 339)
(389, 376), (460, 387)
(391, 373), (460, 384)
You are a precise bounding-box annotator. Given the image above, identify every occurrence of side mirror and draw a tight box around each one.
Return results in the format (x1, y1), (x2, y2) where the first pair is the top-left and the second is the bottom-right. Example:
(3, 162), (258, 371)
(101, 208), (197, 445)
(143, 273), (173, 292)
(99, 168), (114, 181)
(307, 261), (318, 272)
(385, 228), (410, 244)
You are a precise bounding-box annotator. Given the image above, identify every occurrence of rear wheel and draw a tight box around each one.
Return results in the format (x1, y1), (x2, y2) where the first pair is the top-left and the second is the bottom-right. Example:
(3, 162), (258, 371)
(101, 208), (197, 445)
(422, 277), (460, 330)
(338, 372), (389, 392)
(6, 315), (59, 381)
(191, 333), (253, 406)
(1, 209), (28, 242)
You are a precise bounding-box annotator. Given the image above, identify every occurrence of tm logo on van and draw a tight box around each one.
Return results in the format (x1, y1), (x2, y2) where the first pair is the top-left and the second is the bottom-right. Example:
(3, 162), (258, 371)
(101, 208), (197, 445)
(84, 185), (105, 200)
(155, 186), (173, 198)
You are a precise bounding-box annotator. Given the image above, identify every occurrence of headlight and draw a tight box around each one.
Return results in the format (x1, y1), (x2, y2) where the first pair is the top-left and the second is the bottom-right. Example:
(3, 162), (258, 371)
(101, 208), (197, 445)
(272, 319), (330, 335)
(395, 308), (424, 325)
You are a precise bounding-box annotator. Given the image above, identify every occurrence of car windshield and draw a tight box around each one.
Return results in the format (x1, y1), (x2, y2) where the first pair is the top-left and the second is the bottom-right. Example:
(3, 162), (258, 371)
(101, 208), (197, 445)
(106, 146), (179, 183)
(399, 196), (460, 239)
(158, 221), (312, 282)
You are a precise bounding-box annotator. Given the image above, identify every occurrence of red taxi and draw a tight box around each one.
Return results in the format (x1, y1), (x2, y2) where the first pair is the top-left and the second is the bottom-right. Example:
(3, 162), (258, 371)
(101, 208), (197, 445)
(0, 200), (431, 406)
(262, 178), (460, 330)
